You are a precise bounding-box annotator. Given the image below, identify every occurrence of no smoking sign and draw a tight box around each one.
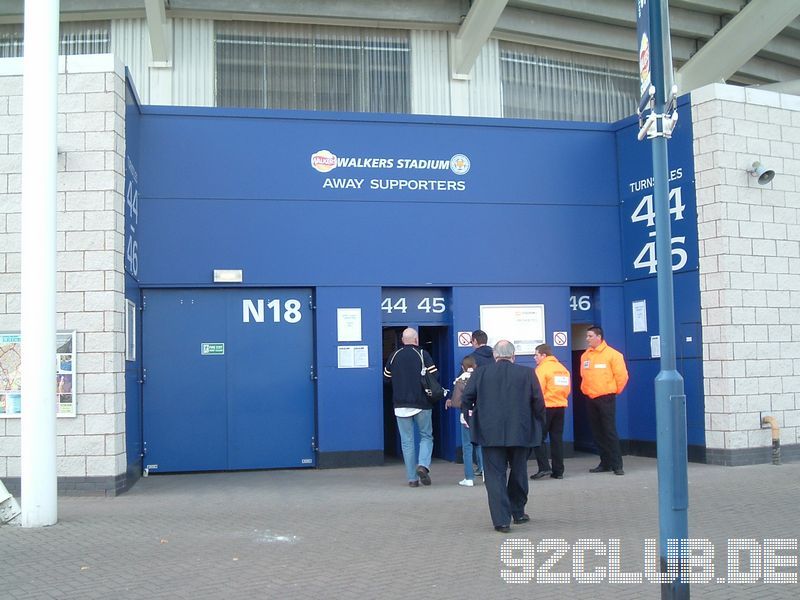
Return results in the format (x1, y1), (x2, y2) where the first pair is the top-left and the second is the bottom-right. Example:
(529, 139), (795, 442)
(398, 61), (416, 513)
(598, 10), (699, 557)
(457, 331), (472, 347)
(553, 331), (568, 347)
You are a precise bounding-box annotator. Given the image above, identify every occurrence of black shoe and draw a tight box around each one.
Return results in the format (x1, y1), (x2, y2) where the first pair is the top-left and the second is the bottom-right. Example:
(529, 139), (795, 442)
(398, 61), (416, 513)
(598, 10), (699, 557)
(530, 470), (551, 480)
(614, 469), (625, 476)
(550, 473), (563, 479)
(494, 525), (511, 533)
(408, 480), (420, 487)
(513, 514), (530, 524)
(589, 465), (611, 473)
(416, 465), (431, 486)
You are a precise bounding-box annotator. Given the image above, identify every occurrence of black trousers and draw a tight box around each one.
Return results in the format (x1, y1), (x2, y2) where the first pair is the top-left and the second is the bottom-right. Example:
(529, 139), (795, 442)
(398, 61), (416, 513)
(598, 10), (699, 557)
(482, 446), (530, 528)
(533, 406), (566, 476)
(586, 394), (622, 470)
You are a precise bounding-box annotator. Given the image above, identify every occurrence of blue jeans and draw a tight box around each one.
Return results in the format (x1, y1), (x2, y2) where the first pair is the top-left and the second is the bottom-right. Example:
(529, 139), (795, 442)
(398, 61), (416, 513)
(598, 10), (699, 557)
(396, 410), (433, 482)
(461, 423), (484, 480)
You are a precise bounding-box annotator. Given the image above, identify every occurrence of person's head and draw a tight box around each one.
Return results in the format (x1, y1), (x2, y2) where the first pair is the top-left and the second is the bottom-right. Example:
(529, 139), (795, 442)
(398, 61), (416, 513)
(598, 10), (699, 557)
(534, 343), (553, 365)
(471, 330), (488, 348)
(493, 340), (515, 362)
(402, 327), (419, 346)
(461, 355), (477, 373)
(586, 326), (604, 349)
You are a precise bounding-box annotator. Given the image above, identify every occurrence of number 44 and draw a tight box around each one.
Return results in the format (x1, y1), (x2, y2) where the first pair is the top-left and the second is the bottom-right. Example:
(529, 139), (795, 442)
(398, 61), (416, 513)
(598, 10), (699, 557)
(630, 187), (685, 228)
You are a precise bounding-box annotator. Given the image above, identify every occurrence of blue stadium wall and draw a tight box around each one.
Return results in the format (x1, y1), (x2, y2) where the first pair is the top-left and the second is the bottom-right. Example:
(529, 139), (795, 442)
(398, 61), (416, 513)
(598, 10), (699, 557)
(122, 87), (704, 474)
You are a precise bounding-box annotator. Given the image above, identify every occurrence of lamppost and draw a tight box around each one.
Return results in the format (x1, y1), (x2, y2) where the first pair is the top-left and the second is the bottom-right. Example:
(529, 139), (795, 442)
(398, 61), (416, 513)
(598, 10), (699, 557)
(635, 1), (690, 598)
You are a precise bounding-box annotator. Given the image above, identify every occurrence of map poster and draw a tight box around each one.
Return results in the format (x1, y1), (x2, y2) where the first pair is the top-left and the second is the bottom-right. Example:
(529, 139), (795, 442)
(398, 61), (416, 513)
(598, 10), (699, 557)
(0, 331), (77, 418)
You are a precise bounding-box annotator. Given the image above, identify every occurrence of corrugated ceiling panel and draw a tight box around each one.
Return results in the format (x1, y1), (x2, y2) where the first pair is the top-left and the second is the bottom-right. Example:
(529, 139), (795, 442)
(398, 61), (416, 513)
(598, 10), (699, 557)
(111, 18), (151, 103)
(173, 18), (214, 107)
(410, 29), (450, 115)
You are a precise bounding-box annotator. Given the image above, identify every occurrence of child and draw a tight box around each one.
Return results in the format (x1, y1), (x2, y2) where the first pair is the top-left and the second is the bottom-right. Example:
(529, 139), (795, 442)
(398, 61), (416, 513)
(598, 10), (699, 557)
(446, 355), (484, 486)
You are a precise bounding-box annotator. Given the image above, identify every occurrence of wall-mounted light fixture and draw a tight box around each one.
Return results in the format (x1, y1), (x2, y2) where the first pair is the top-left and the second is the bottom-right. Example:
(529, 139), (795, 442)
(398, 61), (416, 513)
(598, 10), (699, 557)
(213, 269), (243, 283)
(747, 161), (775, 186)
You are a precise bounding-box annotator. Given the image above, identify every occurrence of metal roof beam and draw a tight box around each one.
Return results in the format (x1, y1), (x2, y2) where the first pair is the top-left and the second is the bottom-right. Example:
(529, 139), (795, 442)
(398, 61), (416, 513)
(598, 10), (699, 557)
(675, 0), (800, 93)
(145, 0), (170, 63)
(450, 0), (508, 78)
(755, 78), (800, 94)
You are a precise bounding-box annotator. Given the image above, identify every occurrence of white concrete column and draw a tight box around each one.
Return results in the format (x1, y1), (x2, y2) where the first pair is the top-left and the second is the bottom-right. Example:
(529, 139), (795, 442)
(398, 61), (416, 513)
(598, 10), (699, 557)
(20, 0), (59, 527)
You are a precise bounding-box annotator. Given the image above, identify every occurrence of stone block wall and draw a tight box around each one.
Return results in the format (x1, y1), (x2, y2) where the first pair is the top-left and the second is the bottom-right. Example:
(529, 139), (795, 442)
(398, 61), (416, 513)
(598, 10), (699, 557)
(692, 83), (800, 465)
(0, 54), (127, 494)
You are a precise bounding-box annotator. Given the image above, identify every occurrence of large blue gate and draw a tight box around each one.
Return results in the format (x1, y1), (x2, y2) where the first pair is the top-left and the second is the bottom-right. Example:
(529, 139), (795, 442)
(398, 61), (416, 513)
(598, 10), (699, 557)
(142, 288), (316, 472)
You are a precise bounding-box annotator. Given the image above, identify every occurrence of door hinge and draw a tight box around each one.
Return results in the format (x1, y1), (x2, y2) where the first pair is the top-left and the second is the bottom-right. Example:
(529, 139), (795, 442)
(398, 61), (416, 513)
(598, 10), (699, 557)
(311, 436), (317, 451)
(309, 365), (317, 381)
(308, 296), (316, 310)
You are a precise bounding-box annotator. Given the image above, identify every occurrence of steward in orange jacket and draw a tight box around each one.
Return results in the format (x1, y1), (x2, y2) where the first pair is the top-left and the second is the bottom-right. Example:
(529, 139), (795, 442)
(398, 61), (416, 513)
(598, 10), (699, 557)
(535, 355), (571, 408)
(531, 344), (570, 480)
(580, 340), (628, 398)
(580, 326), (628, 475)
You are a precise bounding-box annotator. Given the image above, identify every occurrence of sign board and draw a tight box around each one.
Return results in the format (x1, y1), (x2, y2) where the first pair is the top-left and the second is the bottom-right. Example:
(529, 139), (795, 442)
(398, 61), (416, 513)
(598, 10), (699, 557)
(337, 345), (369, 369)
(201, 343), (225, 356)
(479, 304), (545, 355)
(635, 0), (652, 99)
(457, 331), (472, 347)
(553, 331), (568, 347)
(0, 331), (77, 418)
(337, 308), (362, 342)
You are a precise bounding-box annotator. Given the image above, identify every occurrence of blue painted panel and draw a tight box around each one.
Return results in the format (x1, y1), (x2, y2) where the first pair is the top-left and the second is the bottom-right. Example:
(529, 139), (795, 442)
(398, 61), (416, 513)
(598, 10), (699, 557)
(142, 289), (228, 472)
(142, 288), (315, 472)
(139, 200), (622, 288)
(569, 287), (596, 323)
(623, 270), (702, 361)
(451, 285), (576, 443)
(617, 97), (698, 282)
(124, 74), (143, 470)
(137, 107), (622, 288)
(624, 357), (705, 446)
(381, 288), (450, 324)
(315, 286), (384, 453)
(227, 288), (315, 468)
(138, 109), (617, 206)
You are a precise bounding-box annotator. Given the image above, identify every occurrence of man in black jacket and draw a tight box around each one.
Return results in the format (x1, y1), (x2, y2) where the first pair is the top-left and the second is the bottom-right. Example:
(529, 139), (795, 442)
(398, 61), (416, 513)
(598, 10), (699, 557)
(468, 329), (494, 368)
(462, 340), (545, 532)
(383, 327), (439, 487)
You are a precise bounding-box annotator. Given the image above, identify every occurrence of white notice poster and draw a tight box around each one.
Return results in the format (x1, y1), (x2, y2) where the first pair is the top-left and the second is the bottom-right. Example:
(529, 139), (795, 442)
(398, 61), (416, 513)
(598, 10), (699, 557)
(478, 304), (545, 355)
(650, 335), (661, 359)
(632, 299), (648, 333)
(337, 308), (362, 342)
(338, 345), (369, 368)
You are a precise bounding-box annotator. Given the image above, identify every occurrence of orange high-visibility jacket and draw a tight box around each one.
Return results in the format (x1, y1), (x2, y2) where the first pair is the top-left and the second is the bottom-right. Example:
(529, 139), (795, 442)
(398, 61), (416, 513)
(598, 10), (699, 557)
(580, 341), (629, 399)
(535, 355), (570, 408)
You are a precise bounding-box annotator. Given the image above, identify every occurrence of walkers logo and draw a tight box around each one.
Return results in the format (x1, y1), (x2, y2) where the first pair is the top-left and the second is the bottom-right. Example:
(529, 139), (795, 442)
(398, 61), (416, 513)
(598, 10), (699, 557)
(311, 150), (337, 173)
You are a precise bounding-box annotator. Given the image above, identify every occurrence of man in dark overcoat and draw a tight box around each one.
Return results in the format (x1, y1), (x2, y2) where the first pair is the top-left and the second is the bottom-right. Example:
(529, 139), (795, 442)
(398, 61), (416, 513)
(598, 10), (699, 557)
(462, 340), (545, 532)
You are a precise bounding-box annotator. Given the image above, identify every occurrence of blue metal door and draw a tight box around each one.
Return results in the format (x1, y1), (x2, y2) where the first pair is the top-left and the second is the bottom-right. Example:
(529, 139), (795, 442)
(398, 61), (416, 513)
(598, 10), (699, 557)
(227, 289), (316, 469)
(142, 288), (315, 472)
(142, 290), (228, 472)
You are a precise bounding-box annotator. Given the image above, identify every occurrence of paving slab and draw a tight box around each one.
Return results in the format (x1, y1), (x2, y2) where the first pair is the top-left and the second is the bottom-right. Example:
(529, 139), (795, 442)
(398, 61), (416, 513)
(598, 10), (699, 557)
(1, 454), (798, 599)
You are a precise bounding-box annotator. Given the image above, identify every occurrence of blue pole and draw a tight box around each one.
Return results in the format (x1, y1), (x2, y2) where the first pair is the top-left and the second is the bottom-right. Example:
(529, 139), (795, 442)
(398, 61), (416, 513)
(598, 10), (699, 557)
(648, 2), (690, 598)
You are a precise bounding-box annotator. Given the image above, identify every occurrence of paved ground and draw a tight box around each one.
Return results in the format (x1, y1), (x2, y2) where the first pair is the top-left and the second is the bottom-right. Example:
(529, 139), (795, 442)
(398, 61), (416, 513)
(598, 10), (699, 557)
(1, 453), (798, 599)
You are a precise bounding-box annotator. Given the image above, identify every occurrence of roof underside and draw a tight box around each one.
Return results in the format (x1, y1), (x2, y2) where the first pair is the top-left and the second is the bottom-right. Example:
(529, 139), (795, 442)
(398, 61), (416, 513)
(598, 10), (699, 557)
(1, 0), (798, 93)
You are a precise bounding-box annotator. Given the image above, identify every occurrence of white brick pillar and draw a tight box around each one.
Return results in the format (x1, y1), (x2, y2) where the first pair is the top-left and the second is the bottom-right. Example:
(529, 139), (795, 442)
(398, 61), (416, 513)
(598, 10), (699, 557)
(0, 54), (128, 493)
(692, 83), (800, 464)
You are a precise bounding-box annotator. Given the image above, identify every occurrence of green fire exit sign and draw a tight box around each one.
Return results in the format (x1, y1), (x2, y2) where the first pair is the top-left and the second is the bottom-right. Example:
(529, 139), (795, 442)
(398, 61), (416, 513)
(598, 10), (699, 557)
(201, 343), (225, 355)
